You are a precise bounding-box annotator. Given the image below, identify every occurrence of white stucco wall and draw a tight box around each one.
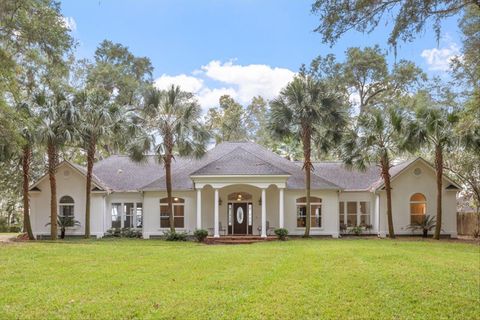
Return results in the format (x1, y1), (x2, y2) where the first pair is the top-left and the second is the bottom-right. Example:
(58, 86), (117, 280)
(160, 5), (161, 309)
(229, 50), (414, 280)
(377, 160), (458, 237)
(30, 163), (105, 238)
(284, 189), (339, 237)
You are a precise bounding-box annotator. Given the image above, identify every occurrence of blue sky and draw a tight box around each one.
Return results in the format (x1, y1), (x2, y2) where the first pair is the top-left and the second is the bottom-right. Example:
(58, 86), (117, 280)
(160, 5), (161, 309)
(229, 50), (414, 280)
(61, 0), (462, 109)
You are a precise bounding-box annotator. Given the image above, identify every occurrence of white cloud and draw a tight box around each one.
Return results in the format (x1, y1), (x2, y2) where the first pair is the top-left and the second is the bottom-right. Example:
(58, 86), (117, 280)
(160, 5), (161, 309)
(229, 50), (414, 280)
(154, 74), (204, 93)
(154, 60), (295, 111)
(61, 17), (77, 32)
(421, 40), (460, 72)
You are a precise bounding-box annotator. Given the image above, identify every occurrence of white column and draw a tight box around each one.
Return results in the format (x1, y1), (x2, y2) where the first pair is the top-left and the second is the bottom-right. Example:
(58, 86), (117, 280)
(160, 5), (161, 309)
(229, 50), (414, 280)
(196, 188), (202, 230)
(279, 188), (284, 229)
(214, 188), (219, 238)
(261, 188), (267, 238)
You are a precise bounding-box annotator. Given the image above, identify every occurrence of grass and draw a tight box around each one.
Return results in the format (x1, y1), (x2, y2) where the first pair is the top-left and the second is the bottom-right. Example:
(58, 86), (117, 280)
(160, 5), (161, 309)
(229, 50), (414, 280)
(0, 239), (478, 320)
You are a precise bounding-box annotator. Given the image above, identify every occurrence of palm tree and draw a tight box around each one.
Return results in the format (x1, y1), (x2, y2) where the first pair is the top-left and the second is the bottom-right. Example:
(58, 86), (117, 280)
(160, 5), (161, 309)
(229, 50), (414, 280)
(36, 93), (77, 240)
(406, 215), (436, 238)
(341, 107), (404, 239)
(402, 105), (458, 240)
(270, 75), (346, 237)
(129, 85), (209, 232)
(17, 103), (36, 240)
(75, 89), (114, 238)
(46, 216), (81, 240)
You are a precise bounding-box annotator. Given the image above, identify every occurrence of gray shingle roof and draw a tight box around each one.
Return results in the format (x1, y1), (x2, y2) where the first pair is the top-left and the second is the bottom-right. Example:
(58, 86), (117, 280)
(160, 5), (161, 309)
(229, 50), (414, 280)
(141, 142), (340, 191)
(87, 142), (421, 192)
(304, 159), (416, 191)
(92, 155), (188, 192)
(191, 146), (289, 176)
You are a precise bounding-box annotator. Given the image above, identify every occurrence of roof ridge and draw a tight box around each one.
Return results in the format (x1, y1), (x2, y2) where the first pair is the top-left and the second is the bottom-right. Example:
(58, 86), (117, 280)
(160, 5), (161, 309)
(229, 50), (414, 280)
(245, 143), (341, 188)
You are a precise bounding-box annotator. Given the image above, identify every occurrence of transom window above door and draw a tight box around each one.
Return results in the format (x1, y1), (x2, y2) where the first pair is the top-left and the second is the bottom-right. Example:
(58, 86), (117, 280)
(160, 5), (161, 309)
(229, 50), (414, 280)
(227, 192), (252, 201)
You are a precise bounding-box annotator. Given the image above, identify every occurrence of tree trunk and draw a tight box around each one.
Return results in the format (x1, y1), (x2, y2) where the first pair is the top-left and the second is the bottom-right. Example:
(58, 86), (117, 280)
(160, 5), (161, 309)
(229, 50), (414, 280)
(302, 125), (312, 238)
(60, 227), (65, 239)
(47, 143), (58, 240)
(22, 145), (35, 240)
(164, 132), (175, 232)
(85, 138), (96, 238)
(423, 229), (428, 238)
(380, 155), (395, 239)
(434, 145), (443, 240)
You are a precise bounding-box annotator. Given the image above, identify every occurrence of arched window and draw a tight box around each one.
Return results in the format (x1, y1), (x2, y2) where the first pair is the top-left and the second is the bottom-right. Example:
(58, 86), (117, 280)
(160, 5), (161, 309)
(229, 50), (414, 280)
(296, 197), (322, 228)
(59, 196), (74, 218)
(160, 197), (185, 228)
(410, 193), (426, 224)
(227, 192), (252, 201)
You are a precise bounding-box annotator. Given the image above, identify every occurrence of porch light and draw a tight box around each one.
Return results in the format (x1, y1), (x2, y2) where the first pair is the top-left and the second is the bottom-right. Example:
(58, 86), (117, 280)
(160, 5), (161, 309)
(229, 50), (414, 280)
(219, 197), (223, 206)
(174, 197), (179, 202)
(258, 198), (262, 206)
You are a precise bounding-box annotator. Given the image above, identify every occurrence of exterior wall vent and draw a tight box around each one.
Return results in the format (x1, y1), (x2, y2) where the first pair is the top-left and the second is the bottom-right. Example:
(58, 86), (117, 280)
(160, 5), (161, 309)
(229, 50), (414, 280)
(413, 168), (422, 176)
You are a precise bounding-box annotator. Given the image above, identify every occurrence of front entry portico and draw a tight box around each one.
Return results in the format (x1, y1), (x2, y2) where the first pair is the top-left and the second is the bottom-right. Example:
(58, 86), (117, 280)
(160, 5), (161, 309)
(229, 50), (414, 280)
(191, 175), (289, 238)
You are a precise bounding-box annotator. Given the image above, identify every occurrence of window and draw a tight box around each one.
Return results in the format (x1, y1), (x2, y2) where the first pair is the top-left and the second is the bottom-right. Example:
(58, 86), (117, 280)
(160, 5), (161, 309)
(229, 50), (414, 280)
(124, 203), (135, 228)
(410, 193), (426, 224)
(347, 202), (357, 227)
(136, 203), (143, 228)
(339, 202), (345, 226)
(339, 201), (371, 227)
(360, 202), (370, 226)
(160, 197), (185, 228)
(227, 192), (252, 201)
(111, 202), (142, 229)
(111, 203), (121, 228)
(59, 196), (74, 218)
(296, 197), (322, 228)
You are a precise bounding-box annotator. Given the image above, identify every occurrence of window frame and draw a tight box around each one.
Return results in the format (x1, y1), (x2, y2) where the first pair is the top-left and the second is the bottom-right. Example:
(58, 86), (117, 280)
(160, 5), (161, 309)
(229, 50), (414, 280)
(110, 202), (143, 229)
(160, 198), (185, 229)
(410, 193), (427, 224)
(339, 201), (371, 228)
(58, 195), (75, 219)
(296, 197), (322, 229)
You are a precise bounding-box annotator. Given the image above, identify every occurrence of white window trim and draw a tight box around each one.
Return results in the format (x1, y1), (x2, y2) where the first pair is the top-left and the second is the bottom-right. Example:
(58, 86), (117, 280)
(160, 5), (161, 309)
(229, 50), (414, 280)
(410, 195), (427, 222)
(340, 201), (372, 228)
(296, 200), (323, 229)
(160, 199), (185, 229)
(111, 202), (143, 229)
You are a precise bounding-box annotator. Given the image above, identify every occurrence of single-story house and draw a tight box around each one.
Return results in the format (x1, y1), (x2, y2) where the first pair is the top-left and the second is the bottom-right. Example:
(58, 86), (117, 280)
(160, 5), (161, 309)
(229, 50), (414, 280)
(29, 142), (460, 239)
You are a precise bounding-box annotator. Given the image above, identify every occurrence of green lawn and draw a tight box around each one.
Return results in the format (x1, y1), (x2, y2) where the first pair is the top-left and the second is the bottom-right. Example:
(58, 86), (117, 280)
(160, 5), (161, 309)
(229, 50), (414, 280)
(0, 239), (478, 320)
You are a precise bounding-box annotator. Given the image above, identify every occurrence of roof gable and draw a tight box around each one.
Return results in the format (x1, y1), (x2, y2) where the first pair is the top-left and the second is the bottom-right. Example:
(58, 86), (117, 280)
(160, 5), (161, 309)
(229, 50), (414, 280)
(373, 157), (461, 191)
(29, 160), (106, 192)
(191, 147), (290, 176)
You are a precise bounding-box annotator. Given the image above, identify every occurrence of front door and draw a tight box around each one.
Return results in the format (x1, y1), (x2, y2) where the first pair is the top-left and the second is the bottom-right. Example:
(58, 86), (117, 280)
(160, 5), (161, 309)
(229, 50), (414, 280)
(233, 203), (247, 235)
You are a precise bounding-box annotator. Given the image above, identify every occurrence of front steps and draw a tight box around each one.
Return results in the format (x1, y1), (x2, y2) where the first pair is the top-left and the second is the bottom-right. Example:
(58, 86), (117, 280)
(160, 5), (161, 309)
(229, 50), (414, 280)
(205, 235), (277, 245)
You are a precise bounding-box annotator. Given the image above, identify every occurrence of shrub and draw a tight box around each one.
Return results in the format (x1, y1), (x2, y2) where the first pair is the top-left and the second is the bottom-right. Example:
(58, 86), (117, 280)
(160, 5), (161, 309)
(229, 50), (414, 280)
(104, 228), (142, 238)
(193, 229), (208, 242)
(121, 228), (143, 238)
(339, 223), (347, 233)
(349, 225), (363, 236)
(9, 226), (22, 233)
(274, 228), (289, 241)
(164, 230), (188, 241)
(104, 228), (122, 238)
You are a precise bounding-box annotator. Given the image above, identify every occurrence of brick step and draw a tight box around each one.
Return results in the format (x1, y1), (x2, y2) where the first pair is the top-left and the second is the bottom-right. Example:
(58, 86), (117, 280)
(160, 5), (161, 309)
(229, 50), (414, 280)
(205, 235), (277, 245)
